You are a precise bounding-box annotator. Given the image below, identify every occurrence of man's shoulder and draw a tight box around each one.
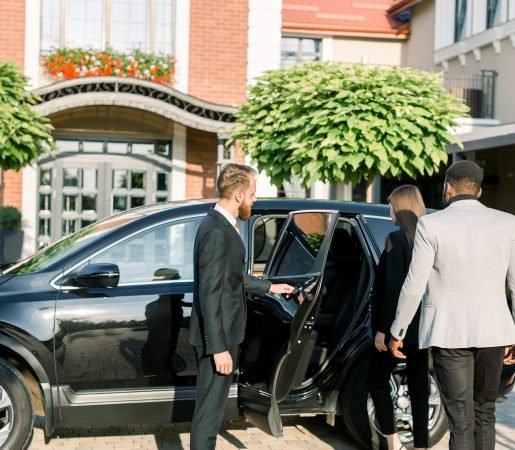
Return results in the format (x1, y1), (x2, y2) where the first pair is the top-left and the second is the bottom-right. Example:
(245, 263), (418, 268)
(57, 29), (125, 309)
(484, 205), (515, 222)
(197, 212), (225, 236)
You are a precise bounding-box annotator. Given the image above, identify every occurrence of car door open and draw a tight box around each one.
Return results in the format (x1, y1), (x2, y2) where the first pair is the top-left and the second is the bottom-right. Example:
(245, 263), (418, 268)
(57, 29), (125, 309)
(239, 210), (339, 437)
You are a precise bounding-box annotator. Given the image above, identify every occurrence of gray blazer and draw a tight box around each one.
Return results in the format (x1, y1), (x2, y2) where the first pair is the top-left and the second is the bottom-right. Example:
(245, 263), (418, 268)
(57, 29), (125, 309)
(390, 199), (515, 349)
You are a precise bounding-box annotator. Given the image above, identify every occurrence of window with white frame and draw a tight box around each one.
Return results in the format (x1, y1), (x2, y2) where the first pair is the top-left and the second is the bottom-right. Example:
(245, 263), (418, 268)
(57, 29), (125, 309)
(40, 0), (175, 54)
(281, 37), (321, 68)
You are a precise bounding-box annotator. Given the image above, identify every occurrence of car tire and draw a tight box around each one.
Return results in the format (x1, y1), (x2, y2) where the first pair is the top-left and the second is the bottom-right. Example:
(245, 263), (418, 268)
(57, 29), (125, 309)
(341, 358), (447, 449)
(0, 359), (34, 450)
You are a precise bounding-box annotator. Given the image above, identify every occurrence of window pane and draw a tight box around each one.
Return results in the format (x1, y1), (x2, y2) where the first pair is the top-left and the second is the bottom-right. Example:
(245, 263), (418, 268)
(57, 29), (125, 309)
(112, 0), (147, 52)
(83, 141), (104, 153)
(157, 173), (168, 191)
(107, 142), (128, 154)
(113, 195), (128, 213)
(39, 218), (51, 237)
(131, 196), (145, 208)
(363, 216), (397, 253)
(132, 143), (154, 155)
(63, 194), (78, 212)
(63, 169), (80, 187)
(41, 0), (60, 52)
(131, 171), (145, 189)
(68, 0), (104, 48)
(40, 169), (52, 186)
(39, 193), (52, 211)
(82, 169), (97, 190)
(155, 0), (174, 54)
(81, 219), (96, 228)
(91, 218), (202, 283)
(57, 140), (80, 152)
(280, 37), (320, 67)
(62, 219), (77, 235)
(156, 143), (170, 156)
(252, 216), (287, 276)
(113, 170), (128, 189)
(82, 194), (97, 211)
(156, 196), (168, 203)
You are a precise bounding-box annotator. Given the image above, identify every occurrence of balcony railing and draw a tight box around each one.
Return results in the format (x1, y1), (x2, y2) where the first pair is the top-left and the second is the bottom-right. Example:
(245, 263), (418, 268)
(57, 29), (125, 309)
(444, 70), (497, 119)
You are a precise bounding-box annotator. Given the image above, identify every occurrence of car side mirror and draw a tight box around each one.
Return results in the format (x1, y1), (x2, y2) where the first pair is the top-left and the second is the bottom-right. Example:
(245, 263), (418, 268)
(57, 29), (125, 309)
(76, 263), (120, 288)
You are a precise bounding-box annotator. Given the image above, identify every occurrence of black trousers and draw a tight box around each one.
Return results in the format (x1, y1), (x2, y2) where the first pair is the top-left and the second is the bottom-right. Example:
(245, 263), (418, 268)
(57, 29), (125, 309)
(368, 345), (429, 448)
(190, 345), (239, 450)
(432, 346), (504, 450)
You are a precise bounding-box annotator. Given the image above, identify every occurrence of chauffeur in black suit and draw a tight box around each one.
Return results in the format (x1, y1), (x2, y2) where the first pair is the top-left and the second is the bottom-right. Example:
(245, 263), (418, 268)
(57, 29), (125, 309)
(189, 163), (294, 450)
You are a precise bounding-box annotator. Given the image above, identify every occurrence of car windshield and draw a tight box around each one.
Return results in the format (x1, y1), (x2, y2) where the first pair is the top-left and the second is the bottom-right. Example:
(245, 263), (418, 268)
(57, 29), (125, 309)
(5, 211), (145, 275)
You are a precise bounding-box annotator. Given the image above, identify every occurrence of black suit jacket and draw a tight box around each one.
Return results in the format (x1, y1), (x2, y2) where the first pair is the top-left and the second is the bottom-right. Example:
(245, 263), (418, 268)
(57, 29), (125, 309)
(188, 208), (271, 354)
(370, 229), (421, 347)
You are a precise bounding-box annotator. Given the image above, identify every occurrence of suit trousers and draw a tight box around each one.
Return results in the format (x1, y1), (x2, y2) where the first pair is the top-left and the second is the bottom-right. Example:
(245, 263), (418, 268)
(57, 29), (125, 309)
(432, 346), (505, 450)
(368, 345), (429, 448)
(190, 345), (239, 450)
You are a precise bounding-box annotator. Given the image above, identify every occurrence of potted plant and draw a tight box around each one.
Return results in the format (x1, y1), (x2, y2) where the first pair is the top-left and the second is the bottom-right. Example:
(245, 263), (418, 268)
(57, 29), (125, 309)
(0, 205), (24, 265)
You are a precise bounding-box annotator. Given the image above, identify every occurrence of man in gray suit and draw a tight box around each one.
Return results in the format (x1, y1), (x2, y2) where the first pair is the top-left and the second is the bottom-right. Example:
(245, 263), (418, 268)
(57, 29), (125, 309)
(389, 160), (515, 450)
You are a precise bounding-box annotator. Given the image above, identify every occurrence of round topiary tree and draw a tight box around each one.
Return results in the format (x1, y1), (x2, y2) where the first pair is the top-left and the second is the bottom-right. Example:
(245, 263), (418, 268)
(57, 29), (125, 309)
(0, 61), (55, 171)
(231, 62), (468, 189)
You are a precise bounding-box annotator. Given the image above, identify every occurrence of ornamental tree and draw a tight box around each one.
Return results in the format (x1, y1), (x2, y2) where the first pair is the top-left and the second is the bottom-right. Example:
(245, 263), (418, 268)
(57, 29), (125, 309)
(231, 62), (468, 188)
(0, 61), (55, 170)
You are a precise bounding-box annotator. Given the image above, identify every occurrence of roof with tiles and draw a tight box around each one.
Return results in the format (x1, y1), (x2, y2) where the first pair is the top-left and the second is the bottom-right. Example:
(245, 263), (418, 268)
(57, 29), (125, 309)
(282, 0), (409, 37)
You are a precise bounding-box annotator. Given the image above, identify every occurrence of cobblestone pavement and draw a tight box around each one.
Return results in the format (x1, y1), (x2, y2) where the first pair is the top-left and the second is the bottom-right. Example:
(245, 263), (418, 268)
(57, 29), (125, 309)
(29, 392), (515, 450)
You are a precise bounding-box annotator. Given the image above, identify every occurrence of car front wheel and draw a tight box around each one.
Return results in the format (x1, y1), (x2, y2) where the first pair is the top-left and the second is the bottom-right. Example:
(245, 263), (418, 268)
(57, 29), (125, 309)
(0, 359), (34, 450)
(341, 360), (447, 449)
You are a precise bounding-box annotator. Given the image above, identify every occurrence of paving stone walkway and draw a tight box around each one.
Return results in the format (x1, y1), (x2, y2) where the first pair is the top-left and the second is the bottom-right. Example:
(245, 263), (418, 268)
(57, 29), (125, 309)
(29, 392), (515, 449)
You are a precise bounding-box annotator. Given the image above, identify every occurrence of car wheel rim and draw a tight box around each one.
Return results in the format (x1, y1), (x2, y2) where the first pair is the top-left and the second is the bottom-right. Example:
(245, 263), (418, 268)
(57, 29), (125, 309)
(0, 385), (14, 446)
(367, 363), (442, 444)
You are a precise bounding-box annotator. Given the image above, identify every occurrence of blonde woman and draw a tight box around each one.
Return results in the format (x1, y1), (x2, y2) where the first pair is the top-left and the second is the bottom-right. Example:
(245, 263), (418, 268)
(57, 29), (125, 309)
(368, 185), (429, 450)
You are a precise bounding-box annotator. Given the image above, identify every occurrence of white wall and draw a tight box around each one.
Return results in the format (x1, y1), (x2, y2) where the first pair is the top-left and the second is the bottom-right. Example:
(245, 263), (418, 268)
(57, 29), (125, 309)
(174, 0), (190, 93)
(247, 0), (282, 197)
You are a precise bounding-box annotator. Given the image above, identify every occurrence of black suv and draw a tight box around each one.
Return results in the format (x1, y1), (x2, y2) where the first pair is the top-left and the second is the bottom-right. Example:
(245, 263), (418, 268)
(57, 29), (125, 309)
(0, 199), (512, 449)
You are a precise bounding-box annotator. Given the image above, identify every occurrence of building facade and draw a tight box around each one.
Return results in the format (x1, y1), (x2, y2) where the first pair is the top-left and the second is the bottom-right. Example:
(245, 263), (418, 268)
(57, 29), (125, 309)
(389, 0), (515, 212)
(0, 0), (409, 256)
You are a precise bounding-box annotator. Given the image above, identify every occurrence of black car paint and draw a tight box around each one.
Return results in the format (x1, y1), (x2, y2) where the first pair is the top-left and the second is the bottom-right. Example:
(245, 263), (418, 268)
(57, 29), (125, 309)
(0, 198), (512, 438)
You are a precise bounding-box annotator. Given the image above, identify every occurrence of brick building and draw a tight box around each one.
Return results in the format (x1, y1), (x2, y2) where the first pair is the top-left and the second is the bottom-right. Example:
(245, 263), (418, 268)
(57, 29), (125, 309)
(0, 0), (406, 256)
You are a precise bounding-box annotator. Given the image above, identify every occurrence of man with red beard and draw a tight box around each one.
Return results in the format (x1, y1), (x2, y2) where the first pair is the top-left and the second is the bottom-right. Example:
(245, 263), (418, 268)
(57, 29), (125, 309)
(189, 163), (294, 450)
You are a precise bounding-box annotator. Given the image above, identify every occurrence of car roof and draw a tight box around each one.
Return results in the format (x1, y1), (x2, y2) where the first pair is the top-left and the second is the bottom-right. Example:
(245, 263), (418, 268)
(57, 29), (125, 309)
(129, 198), (391, 219)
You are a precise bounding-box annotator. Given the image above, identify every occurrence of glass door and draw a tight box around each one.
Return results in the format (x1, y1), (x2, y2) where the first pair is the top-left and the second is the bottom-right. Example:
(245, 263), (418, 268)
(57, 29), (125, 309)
(38, 155), (171, 246)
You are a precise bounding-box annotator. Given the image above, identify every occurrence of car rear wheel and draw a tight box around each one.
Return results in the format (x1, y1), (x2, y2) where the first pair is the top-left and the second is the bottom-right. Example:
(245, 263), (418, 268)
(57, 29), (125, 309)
(0, 359), (34, 450)
(341, 360), (447, 449)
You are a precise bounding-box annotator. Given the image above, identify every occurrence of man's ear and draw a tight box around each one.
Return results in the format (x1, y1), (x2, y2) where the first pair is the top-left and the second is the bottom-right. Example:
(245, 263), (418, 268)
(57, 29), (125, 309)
(234, 190), (244, 203)
(477, 187), (482, 199)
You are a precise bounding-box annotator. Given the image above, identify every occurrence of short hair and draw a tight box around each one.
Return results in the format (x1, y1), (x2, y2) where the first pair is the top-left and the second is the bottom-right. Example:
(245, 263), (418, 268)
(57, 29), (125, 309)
(445, 160), (483, 195)
(217, 163), (257, 199)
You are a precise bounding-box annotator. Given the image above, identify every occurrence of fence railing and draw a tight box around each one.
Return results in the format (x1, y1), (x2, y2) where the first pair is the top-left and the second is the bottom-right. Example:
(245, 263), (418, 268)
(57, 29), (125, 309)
(443, 70), (497, 119)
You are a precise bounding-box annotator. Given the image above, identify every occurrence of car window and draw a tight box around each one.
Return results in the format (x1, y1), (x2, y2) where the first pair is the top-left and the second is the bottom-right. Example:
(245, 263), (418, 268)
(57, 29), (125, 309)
(267, 211), (334, 277)
(6, 211), (145, 274)
(251, 215), (287, 276)
(362, 215), (397, 253)
(90, 217), (202, 284)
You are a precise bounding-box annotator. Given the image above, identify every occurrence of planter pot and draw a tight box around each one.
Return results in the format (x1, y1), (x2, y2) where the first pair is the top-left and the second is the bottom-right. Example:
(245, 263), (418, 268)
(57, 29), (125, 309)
(0, 230), (24, 264)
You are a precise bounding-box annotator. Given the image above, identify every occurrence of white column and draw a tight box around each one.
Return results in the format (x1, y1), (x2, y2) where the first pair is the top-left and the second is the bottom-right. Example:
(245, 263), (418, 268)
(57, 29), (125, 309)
(25, 0), (42, 88)
(171, 123), (187, 200)
(247, 0), (282, 197)
(174, 0), (190, 93)
(21, 165), (38, 258)
(322, 36), (333, 61)
(310, 181), (331, 200)
(335, 183), (352, 201)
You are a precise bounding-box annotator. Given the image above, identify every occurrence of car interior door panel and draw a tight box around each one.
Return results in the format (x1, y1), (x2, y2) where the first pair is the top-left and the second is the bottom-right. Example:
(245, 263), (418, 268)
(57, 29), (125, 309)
(239, 210), (339, 436)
